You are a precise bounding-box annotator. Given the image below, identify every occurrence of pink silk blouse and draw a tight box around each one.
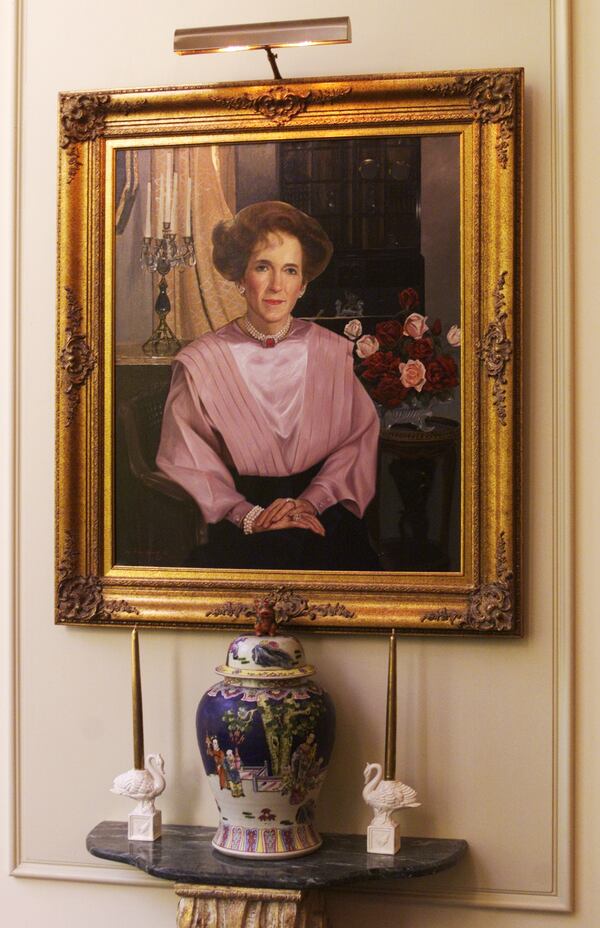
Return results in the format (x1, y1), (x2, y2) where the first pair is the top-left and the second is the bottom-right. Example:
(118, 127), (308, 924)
(156, 319), (379, 527)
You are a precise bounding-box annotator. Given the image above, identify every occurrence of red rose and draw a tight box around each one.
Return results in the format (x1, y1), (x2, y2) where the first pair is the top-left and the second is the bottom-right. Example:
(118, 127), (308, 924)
(398, 288), (420, 312)
(431, 318), (442, 336)
(375, 320), (404, 348)
(360, 351), (398, 382)
(371, 373), (409, 408)
(407, 337), (434, 361)
(424, 355), (459, 391)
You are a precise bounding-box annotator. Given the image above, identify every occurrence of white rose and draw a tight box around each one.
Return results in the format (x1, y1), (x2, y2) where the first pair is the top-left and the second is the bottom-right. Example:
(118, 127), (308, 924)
(446, 324), (461, 347)
(344, 319), (363, 340)
(356, 335), (380, 358)
(403, 312), (429, 339)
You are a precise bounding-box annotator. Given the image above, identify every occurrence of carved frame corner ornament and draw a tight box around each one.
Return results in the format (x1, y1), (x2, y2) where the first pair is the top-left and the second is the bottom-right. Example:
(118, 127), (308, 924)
(57, 532), (139, 624)
(59, 92), (144, 181)
(422, 531), (514, 631)
(479, 271), (513, 425)
(433, 71), (517, 168)
(206, 586), (354, 626)
(60, 92), (111, 182)
(210, 85), (351, 126)
(59, 287), (97, 426)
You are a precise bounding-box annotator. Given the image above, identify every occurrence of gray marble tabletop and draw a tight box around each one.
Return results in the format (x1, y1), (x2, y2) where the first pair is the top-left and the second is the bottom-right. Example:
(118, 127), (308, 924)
(87, 822), (467, 890)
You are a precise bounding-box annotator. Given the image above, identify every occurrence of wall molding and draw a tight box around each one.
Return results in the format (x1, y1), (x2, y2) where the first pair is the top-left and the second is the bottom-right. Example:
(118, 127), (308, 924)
(12, 862), (169, 888)
(548, 0), (574, 912)
(393, 0), (574, 911)
(7, 0), (573, 915)
(3, 0), (22, 885)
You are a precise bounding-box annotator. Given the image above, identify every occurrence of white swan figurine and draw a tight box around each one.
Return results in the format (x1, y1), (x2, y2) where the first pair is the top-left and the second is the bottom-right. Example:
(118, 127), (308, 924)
(111, 753), (166, 815)
(362, 762), (420, 827)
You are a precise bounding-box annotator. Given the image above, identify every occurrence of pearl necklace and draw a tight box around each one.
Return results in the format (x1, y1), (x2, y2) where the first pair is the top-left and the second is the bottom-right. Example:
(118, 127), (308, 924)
(242, 316), (292, 348)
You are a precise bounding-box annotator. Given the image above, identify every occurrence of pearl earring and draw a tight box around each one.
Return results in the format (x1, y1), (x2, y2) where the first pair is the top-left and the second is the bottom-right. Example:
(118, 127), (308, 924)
(237, 285), (246, 295)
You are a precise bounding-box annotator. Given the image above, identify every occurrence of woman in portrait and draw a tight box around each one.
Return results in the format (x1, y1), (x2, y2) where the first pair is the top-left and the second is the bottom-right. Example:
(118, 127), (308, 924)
(156, 200), (380, 570)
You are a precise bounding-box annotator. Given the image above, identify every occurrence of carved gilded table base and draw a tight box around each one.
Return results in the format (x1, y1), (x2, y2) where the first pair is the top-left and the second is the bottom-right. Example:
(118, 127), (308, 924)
(176, 885), (328, 928)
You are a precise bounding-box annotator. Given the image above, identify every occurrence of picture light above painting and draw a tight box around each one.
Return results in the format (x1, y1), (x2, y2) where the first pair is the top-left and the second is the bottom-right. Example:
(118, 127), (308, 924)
(56, 70), (522, 635)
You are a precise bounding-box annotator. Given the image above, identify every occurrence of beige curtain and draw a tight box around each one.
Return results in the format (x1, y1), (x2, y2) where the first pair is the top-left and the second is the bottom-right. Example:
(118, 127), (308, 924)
(150, 145), (246, 341)
(114, 150), (154, 347)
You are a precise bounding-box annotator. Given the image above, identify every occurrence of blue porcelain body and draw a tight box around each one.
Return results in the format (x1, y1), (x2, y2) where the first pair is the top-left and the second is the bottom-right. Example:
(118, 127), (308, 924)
(196, 635), (335, 858)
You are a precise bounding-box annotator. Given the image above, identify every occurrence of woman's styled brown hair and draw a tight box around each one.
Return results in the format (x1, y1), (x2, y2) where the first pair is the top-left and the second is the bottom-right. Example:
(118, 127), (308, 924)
(212, 200), (333, 283)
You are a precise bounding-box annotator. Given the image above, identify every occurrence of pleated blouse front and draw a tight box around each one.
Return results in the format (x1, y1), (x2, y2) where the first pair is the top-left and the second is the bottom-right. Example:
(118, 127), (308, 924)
(156, 319), (379, 525)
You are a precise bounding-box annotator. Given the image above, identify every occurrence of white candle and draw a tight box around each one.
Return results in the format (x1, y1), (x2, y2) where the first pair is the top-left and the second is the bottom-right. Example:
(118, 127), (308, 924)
(165, 152), (173, 222)
(144, 181), (152, 239)
(157, 174), (164, 235)
(170, 173), (178, 232)
(153, 178), (159, 239)
(185, 176), (192, 237)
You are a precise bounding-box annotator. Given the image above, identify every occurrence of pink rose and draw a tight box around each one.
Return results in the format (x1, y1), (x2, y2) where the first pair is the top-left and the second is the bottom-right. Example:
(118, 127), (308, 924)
(398, 359), (427, 392)
(356, 334), (380, 358)
(447, 324), (461, 347)
(344, 319), (363, 340)
(403, 312), (429, 339)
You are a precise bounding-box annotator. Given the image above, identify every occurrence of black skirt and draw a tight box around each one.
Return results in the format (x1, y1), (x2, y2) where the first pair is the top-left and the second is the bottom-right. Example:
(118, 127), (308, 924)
(190, 464), (380, 571)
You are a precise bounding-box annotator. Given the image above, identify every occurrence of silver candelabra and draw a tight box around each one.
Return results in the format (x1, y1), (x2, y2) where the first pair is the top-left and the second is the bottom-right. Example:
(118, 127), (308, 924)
(140, 222), (196, 357)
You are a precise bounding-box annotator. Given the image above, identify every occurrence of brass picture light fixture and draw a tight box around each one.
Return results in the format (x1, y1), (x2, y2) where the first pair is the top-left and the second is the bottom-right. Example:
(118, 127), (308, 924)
(173, 16), (352, 79)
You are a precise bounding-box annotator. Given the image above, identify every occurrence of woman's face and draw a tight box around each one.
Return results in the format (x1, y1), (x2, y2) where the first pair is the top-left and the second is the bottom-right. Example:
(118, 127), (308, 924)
(240, 231), (305, 333)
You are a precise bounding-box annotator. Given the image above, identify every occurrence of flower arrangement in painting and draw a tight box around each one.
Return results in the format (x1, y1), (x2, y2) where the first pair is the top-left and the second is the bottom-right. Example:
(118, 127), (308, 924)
(344, 288), (461, 412)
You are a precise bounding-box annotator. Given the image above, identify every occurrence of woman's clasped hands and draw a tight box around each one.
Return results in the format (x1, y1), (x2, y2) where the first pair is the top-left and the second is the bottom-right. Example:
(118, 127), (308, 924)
(251, 498), (325, 536)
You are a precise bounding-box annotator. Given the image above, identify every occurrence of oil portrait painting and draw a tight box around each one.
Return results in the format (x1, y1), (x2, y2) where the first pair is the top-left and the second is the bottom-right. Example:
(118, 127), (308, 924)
(57, 72), (521, 631)
(114, 136), (461, 574)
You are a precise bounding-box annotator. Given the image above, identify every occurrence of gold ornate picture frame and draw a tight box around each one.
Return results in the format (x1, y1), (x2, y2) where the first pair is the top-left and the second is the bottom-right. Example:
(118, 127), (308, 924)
(56, 70), (522, 634)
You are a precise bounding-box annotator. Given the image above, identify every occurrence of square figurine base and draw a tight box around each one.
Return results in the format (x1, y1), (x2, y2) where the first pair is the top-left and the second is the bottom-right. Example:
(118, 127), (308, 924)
(367, 822), (401, 855)
(128, 809), (162, 842)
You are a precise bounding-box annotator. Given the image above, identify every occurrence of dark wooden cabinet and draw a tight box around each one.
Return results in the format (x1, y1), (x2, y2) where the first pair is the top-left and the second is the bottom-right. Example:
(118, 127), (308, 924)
(279, 137), (424, 328)
(280, 137), (421, 249)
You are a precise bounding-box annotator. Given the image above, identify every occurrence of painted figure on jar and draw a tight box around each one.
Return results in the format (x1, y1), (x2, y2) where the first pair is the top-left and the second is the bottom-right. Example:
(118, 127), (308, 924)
(290, 731), (319, 804)
(223, 748), (245, 798)
(206, 735), (227, 790)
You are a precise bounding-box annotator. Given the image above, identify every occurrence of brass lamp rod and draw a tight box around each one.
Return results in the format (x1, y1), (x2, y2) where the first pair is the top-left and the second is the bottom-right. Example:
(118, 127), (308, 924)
(264, 47), (282, 80)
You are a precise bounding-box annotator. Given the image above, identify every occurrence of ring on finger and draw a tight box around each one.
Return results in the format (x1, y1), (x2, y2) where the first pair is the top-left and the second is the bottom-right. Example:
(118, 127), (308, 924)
(292, 513), (301, 521)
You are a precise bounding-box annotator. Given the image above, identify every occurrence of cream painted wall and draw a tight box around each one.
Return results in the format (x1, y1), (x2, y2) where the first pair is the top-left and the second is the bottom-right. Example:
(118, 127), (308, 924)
(1, 0), (598, 925)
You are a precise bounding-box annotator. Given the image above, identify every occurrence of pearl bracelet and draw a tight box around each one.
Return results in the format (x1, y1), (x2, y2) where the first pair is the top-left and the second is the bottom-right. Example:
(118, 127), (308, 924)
(243, 505), (264, 535)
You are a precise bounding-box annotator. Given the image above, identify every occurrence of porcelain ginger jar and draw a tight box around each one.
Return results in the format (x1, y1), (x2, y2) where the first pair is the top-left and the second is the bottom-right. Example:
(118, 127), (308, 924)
(196, 633), (335, 858)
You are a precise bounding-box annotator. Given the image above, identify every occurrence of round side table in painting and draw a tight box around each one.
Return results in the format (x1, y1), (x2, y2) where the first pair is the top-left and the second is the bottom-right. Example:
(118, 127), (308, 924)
(369, 417), (460, 571)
